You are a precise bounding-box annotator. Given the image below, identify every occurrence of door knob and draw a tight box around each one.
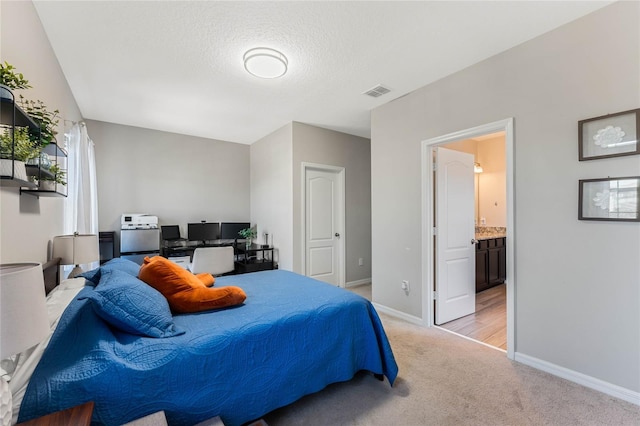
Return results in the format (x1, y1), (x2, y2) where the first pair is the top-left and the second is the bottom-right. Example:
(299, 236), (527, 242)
(335, 233), (340, 238)
(471, 239), (479, 244)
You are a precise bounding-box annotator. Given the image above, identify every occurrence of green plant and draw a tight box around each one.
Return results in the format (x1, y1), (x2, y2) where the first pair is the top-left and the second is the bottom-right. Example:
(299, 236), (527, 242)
(41, 163), (66, 185)
(238, 227), (257, 239)
(18, 95), (60, 146)
(0, 127), (41, 162)
(0, 62), (31, 90)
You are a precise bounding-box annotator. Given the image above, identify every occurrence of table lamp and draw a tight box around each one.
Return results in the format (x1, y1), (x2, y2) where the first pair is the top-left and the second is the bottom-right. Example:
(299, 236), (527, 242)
(52, 233), (99, 278)
(0, 263), (49, 426)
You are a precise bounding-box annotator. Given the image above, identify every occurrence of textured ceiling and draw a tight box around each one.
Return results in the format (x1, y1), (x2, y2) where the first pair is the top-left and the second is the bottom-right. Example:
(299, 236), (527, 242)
(33, 1), (611, 144)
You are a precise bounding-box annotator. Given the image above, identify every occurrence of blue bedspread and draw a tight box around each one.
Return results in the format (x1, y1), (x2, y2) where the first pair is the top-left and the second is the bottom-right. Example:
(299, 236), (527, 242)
(19, 270), (398, 425)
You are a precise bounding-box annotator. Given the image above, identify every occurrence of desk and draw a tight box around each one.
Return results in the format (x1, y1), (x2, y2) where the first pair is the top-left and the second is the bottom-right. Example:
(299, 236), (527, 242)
(162, 239), (275, 274)
(164, 241), (276, 274)
(162, 240), (235, 258)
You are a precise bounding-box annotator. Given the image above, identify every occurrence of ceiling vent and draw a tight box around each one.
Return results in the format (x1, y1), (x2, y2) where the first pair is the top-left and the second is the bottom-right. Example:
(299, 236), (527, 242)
(363, 84), (391, 98)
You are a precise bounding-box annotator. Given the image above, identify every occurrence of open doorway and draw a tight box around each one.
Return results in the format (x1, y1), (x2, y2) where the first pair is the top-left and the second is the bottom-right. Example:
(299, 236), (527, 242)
(437, 132), (507, 351)
(421, 118), (515, 359)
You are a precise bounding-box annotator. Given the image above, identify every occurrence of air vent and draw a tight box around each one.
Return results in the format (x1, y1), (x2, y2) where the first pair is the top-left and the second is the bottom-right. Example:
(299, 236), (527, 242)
(363, 84), (391, 98)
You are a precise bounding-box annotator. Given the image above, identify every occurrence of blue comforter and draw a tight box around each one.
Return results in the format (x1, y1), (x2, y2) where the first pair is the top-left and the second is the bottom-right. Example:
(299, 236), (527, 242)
(19, 270), (398, 425)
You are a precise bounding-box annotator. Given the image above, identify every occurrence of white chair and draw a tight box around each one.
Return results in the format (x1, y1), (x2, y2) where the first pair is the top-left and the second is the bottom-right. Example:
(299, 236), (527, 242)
(189, 246), (235, 276)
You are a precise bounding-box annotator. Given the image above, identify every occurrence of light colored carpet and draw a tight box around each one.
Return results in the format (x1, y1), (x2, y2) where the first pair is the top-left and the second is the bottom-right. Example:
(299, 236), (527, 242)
(263, 285), (639, 425)
(348, 283), (372, 301)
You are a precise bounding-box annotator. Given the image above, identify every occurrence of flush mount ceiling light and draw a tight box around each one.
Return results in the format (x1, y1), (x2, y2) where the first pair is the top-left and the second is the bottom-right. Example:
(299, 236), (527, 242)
(243, 47), (288, 79)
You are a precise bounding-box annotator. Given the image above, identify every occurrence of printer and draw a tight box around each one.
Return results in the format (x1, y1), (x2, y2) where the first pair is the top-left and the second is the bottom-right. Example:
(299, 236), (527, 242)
(121, 213), (159, 230)
(120, 214), (160, 264)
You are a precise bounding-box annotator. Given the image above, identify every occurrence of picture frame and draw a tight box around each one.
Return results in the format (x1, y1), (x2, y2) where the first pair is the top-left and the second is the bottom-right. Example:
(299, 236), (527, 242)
(578, 108), (640, 161)
(578, 176), (640, 222)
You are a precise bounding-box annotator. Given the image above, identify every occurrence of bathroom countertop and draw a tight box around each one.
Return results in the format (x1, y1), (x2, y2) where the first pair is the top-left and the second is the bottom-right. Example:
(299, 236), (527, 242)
(475, 227), (506, 240)
(476, 233), (506, 240)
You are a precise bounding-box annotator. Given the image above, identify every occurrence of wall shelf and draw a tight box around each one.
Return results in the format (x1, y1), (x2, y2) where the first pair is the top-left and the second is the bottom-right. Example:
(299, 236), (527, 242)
(1, 85), (67, 196)
(20, 142), (68, 197)
(0, 90), (39, 131)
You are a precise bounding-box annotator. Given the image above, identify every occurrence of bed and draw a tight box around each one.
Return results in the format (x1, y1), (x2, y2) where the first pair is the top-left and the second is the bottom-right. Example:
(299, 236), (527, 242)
(15, 260), (398, 426)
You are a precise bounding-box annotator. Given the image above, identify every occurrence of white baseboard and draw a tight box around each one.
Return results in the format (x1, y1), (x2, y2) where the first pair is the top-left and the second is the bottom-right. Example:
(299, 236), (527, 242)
(372, 302), (423, 326)
(345, 278), (371, 288)
(515, 352), (640, 406)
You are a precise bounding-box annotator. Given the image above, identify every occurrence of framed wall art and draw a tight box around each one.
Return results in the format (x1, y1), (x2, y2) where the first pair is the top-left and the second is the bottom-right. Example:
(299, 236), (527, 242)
(578, 108), (640, 161)
(578, 176), (640, 222)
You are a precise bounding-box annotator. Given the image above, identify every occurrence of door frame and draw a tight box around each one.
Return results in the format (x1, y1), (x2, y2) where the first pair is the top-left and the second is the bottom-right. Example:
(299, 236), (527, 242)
(300, 162), (346, 287)
(420, 118), (515, 359)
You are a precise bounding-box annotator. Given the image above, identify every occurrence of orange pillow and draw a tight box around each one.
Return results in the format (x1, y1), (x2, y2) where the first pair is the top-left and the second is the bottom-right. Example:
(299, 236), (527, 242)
(195, 272), (215, 287)
(139, 256), (246, 313)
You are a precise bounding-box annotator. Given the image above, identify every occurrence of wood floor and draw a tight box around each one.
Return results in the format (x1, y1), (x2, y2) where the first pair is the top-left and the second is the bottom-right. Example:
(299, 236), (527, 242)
(439, 283), (506, 350)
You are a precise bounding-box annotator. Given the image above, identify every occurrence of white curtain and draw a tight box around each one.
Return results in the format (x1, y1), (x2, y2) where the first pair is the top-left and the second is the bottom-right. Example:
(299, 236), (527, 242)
(63, 123), (99, 274)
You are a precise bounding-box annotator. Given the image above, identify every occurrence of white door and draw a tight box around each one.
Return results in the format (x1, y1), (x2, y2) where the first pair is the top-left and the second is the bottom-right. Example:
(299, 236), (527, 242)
(435, 147), (476, 325)
(304, 166), (344, 286)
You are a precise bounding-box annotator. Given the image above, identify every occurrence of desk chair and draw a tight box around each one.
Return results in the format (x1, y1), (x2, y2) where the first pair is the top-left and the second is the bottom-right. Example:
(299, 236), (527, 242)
(189, 246), (235, 276)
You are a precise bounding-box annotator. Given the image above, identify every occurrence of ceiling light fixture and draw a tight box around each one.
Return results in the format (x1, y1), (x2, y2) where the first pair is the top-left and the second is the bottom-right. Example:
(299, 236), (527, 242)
(243, 47), (288, 79)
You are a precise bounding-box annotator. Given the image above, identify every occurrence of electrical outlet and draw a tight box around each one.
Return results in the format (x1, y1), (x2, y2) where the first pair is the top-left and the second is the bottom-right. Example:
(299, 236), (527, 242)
(358, 258), (363, 266)
(401, 280), (409, 292)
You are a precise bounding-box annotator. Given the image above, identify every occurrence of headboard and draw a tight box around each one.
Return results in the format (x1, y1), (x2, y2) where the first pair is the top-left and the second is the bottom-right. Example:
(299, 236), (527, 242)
(43, 257), (61, 295)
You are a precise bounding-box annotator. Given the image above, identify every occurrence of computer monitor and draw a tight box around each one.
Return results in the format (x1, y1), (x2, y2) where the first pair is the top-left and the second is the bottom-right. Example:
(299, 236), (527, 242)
(188, 222), (220, 244)
(161, 225), (181, 240)
(220, 222), (251, 240)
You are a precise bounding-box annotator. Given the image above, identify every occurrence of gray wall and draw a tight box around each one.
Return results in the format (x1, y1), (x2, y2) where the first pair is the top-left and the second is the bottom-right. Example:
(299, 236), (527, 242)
(292, 122), (372, 284)
(371, 2), (639, 393)
(0, 1), (82, 263)
(86, 120), (250, 248)
(249, 122), (372, 284)
(250, 123), (294, 271)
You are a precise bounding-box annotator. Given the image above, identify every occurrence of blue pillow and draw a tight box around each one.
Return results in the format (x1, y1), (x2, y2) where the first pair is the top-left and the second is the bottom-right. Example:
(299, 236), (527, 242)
(80, 258), (141, 285)
(78, 268), (184, 338)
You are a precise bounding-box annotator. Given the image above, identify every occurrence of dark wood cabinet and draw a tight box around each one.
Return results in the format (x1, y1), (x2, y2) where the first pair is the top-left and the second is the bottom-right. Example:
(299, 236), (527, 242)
(475, 241), (489, 291)
(476, 237), (506, 293)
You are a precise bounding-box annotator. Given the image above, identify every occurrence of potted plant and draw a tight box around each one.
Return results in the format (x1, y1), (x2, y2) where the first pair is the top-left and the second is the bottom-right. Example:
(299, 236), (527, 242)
(0, 126), (41, 181)
(0, 61), (31, 94)
(18, 95), (60, 146)
(1, 63), (59, 147)
(238, 227), (257, 248)
(37, 163), (66, 191)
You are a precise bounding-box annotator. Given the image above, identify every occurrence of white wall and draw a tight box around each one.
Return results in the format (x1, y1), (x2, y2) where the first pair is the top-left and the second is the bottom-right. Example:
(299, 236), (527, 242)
(0, 1), (82, 263)
(292, 122), (372, 284)
(372, 1), (639, 394)
(447, 136), (506, 227)
(86, 120), (249, 248)
(250, 123), (293, 271)
(477, 136), (506, 227)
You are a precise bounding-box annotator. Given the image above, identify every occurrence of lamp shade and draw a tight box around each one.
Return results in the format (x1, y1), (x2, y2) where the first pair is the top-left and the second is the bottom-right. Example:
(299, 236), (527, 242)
(0, 263), (49, 360)
(52, 234), (99, 266)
